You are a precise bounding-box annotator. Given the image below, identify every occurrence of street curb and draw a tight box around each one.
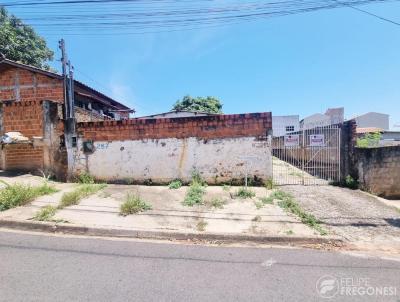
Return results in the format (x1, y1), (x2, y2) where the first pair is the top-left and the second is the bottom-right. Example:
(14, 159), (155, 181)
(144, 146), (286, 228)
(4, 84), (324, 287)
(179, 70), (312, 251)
(0, 219), (343, 245)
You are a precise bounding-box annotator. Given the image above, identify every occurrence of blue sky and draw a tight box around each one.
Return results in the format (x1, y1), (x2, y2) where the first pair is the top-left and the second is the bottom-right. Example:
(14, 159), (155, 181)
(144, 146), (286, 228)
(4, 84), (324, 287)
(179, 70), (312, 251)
(7, 1), (400, 129)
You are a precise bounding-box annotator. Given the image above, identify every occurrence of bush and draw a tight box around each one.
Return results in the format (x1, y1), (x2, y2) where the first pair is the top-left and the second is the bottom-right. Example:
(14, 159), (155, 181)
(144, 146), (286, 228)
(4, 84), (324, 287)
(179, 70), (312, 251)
(344, 175), (358, 190)
(58, 184), (106, 209)
(183, 182), (205, 206)
(0, 181), (58, 212)
(235, 187), (256, 199)
(76, 172), (95, 184)
(120, 194), (151, 216)
(34, 205), (57, 221)
(168, 179), (182, 190)
(356, 132), (381, 148)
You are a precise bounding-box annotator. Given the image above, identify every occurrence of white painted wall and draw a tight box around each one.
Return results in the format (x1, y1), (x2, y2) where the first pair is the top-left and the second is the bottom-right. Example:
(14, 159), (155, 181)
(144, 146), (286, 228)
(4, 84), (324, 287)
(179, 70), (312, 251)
(355, 112), (389, 130)
(272, 115), (300, 137)
(73, 137), (272, 184)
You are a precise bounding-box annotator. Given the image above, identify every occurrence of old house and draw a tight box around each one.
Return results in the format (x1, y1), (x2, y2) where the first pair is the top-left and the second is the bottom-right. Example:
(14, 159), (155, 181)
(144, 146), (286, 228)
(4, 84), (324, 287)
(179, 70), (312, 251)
(0, 58), (132, 178)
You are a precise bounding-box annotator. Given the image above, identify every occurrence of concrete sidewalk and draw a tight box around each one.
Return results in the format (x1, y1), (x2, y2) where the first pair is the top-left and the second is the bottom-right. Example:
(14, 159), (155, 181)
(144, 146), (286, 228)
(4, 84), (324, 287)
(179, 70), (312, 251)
(0, 176), (335, 244)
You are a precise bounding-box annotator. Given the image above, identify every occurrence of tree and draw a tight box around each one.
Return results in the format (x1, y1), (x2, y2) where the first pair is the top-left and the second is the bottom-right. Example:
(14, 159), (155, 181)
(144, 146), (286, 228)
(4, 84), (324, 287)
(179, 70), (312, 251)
(0, 7), (53, 69)
(172, 95), (223, 114)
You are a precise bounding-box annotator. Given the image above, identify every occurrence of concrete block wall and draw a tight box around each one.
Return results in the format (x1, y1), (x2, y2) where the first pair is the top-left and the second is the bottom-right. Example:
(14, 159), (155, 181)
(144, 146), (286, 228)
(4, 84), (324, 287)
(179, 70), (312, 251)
(75, 113), (272, 184)
(356, 146), (400, 199)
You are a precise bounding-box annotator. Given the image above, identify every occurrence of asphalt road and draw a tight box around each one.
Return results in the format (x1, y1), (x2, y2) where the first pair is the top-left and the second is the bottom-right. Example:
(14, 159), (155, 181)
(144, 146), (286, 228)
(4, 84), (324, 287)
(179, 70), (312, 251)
(0, 230), (399, 302)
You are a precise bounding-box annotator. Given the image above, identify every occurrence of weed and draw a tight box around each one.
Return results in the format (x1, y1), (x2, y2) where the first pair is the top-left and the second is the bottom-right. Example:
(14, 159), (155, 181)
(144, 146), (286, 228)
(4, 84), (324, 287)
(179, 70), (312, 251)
(0, 182), (58, 212)
(254, 201), (264, 209)
(196, 220), (207, 232)
(208, 197), (225, 209)
(344, 175), (358, 190)
(222, 184), (231, 192)
(58, 184), (106, 209)
(100, 191), (112, 198)
(33, 205), (57, 221)
(264, 178), (276, 190)
(235, 187), (256, 199)
(76, 172), (95, 184)
(285, 230), (294, 235)
(183, 182), (205, 206)
(275, 190), (327, 235)
(120, 194), (152, 216)
(168, 179), (182, 190)
(259, 196), (274, 205)
(191, 169), (206, 186)
(252, 215), (262, 222)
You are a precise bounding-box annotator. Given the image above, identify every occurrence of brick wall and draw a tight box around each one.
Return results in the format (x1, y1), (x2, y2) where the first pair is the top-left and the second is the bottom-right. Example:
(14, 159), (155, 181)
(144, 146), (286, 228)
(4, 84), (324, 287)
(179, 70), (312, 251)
(3, 144), (44, 171)
(77, 112), (272, 141)
(2, 100), (45, 137)
(356, 146), (400, 199)
(0, 67), (63, 102)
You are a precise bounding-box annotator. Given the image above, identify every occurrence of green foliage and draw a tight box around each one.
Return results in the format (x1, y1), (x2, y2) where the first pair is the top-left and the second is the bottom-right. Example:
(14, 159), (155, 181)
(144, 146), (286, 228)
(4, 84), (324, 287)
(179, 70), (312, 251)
(208, 197), (225, 209)
(172, 95), (223, 114)
(76, 172), (95, 184)
(235, 187), (256, 199)
(264, 178), (276, 190)
(273, 190), (327, 235)
(168, 179), (182, 190)
(0, 181), (58, 212)
(344, 175), (358, 190)
(58, 184), (106, 209)
(120, 194), (151, 216)
(259, 196), (274, 205)
(254, 201), (264, 209)
(356, 132), (382, 148)
(183, 182), (206, 206)
(33, 205), (57, 221)
(0, 7), (53, 69)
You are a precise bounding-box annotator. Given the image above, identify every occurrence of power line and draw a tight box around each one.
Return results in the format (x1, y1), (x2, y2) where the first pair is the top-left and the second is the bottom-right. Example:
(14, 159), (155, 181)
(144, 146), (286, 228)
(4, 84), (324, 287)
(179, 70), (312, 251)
(334, 0), (400, 26)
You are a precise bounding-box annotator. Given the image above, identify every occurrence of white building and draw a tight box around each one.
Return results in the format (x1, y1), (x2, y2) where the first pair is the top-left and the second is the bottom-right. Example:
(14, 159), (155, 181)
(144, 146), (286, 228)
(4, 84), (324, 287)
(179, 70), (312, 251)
(272, 115), (300, 137)
(353, 112), (389, 130)
(300, 107), (344, 130)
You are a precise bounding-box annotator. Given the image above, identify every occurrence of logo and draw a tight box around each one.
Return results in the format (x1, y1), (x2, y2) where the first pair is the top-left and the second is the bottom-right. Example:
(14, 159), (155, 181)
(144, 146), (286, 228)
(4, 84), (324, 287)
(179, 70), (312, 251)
(316, 275), (339, 299)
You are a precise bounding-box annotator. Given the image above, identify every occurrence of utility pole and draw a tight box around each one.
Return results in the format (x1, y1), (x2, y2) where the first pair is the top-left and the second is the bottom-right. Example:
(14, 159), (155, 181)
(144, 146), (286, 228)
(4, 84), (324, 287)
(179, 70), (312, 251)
(59, 39), (76, 180)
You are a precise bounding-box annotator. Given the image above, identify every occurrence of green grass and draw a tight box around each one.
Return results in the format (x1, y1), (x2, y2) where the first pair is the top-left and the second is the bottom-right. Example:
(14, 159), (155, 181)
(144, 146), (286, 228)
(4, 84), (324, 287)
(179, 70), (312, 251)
(120, 194), (152, 216)
(208, 197), (226, 209)
(264, 178), (276, 190)
(58, 184), (106, 209)
(259, 196), (274, 205)
(285, 230), (294, 235)
(33, 205), (57, 221)
(183, 182), (205, 206)
(0, 181), (59, 212)
(273, 190), (327, 236)
(168, 179), (182, 190)
(254, 201), (264, 209)
(235, 187), (256, 199)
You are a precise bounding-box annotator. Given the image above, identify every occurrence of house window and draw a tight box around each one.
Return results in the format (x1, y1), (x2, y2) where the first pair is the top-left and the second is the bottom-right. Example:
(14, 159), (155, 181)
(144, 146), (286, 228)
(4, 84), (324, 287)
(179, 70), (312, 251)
(286, 126), (295, 132)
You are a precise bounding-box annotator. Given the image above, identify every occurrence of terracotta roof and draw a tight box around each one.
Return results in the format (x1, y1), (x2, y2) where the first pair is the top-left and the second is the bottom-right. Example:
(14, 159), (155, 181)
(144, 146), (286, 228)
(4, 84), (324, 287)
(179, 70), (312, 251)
(356, 127), (383, 134)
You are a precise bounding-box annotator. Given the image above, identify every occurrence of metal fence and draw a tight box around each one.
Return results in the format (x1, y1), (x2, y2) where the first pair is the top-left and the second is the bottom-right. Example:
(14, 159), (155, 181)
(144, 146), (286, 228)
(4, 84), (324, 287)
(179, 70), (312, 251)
(272, 124), (341, 185)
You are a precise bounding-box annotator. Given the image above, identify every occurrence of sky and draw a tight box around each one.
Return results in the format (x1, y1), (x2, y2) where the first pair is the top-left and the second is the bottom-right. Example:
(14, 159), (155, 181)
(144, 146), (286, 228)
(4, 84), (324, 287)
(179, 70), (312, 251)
(6, 1), (400, 129)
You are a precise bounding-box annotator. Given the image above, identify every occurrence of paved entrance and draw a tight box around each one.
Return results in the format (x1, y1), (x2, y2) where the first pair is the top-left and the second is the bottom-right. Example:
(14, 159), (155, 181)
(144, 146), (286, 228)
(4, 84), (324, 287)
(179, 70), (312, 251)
(272, 125), (341, 185)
